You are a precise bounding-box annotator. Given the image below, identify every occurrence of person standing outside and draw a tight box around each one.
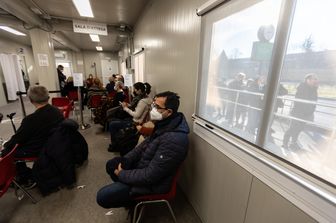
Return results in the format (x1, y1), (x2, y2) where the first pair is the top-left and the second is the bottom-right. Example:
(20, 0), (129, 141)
(282, 73), (319, 149)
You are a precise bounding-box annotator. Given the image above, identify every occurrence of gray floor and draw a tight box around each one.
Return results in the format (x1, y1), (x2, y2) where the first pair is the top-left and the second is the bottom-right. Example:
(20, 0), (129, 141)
(0, 98), (201, 223)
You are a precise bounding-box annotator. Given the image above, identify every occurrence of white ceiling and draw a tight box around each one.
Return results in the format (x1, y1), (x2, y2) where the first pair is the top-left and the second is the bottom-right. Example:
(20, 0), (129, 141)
(0, 0), (149, 52)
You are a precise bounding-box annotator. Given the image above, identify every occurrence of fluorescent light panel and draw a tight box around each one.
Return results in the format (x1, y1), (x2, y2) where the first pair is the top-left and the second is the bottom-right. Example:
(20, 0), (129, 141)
(96, 46), (103, 51)
(0, 26), (26, 36)
(89, 34), (100, 42)
(72, 0), (94, 17)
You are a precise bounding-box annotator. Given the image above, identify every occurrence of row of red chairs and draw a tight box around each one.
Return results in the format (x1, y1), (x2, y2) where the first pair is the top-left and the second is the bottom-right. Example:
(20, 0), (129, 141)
(52, 91), (104, 119)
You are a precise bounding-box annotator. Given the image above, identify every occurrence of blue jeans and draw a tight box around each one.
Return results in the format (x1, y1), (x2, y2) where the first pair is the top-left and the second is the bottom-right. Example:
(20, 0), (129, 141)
(96, 157), (135, 208)
(96, 182), (133, 208)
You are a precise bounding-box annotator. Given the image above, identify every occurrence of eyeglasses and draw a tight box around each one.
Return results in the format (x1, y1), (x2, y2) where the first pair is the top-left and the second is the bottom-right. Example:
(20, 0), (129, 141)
(151, 102), (167, 110)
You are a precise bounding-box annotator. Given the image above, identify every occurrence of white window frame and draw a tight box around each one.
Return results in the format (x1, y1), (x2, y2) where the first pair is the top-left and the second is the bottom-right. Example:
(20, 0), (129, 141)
(194, 0), (336, 222)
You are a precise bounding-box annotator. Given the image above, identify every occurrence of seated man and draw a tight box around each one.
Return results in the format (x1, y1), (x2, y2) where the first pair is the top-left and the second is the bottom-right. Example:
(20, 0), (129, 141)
(3, 85), (64, 186)
(97, 91), (189, 208)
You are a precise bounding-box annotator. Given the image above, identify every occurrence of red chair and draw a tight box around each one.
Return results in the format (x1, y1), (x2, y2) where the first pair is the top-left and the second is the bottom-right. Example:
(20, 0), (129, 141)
(51, 97), (73, 118)
(108, 91), (116, 99)
(67, 90), (81, 117)
(0, 145), (37, 203)
(131, 167), (181, 223)
(88, 95), (103, 119)
(67, 90), (79, 102)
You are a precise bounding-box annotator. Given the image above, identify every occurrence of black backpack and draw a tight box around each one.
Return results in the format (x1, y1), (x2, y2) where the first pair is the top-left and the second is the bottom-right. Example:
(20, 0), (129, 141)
(112, 126), (140, 156)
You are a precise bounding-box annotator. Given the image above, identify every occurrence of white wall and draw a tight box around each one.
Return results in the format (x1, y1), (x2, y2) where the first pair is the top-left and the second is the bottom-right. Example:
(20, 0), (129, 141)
(133, 0), (202, 120)
(82, 51), (118, 80)
(132, 0), (317, 222)
(54, 49), (118, 84)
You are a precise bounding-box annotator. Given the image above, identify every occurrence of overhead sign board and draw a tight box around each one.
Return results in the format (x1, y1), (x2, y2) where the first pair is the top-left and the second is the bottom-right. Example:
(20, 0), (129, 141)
(251, 41), (273, 61)
(73, 20), (108, 36)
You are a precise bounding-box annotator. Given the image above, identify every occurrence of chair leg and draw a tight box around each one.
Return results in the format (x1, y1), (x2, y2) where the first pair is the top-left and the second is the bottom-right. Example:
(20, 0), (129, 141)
(12, 180), (37, 204)
(132, 202), (142, 223)
(133, 200), (176, 223)
(136, 205), (145, 223)
(163, 200), (177, 223)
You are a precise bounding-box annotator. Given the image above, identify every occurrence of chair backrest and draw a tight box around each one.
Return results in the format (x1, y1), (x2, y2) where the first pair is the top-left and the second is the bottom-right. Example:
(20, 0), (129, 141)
(108, 91), (116, 99)
(89, 95), (103, 108)
(134, 166), (182, 201)
(67, 90), (78, 101)
(0, 145), (18, 197)
(51, 97), (72, 118)
(51, 97), (71, 107)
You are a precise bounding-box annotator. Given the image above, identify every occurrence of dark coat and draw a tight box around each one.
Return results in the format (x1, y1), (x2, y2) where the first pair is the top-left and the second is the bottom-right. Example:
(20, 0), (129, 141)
(4, 104), (64, 156)
(291, 82), (318, 119)
(33, 119), (88, 195)
(117, 112), (189, 195)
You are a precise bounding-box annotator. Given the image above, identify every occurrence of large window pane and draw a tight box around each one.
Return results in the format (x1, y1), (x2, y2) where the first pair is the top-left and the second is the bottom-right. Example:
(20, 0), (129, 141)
(198, 0), (282, 143)
(266, 0), (336, 185)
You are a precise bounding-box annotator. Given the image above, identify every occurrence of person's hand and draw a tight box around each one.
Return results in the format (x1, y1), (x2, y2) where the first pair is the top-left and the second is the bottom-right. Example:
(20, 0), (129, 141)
(136, 125), (142, 131)
(121, 102), (128, 108)
(114, 163), (123, 176)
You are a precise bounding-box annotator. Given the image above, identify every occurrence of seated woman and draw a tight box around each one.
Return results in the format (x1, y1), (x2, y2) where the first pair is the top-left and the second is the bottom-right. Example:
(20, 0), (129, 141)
(105, 74), (116, 94)
(108, 82), (152, 151)
(87, 77), (106, 108)
(63, 76), (77, 96)
(93, 81), (125, 126)
(85, 74), (94, 89)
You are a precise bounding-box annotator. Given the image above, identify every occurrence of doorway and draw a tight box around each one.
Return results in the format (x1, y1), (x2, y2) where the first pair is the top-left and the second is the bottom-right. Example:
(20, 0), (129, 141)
(134, 52), (145, 82)
(101, 59), (119, 86)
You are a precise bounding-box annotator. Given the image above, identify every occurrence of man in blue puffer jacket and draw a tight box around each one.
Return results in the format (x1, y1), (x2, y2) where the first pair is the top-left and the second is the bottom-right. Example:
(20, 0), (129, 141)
(97, 91), (189, 208)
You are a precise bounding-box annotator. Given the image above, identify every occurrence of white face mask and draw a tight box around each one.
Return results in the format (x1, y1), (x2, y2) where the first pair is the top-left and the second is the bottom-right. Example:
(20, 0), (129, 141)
(150, 107), (163, 121)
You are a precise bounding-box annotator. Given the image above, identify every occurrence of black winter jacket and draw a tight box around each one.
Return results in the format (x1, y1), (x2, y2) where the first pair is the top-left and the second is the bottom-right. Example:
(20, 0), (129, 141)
(118, 112), (189, 195)
(33, 119), (88, 195)
(291, 82), (318, 119)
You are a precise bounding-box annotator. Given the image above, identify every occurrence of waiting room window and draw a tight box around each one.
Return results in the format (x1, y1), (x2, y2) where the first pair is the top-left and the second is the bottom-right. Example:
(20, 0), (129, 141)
(196, 0), (336, 187)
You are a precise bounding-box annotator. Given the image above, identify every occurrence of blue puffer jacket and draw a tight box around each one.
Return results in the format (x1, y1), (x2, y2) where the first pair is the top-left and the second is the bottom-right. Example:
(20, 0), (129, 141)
(118, 112), (189, 195)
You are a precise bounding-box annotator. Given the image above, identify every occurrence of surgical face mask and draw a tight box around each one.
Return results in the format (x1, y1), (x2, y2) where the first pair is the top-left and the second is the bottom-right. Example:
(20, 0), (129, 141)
(150, 107), (163, 121)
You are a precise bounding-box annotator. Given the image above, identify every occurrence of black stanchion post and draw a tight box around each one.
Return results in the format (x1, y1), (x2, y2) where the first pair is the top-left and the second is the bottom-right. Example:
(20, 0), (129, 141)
(17, 91), (26, 117)
(77, 87), (90, 130)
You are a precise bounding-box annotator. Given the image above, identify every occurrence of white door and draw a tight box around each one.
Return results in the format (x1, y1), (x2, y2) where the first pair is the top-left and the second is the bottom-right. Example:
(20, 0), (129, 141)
(134, 52), (145, 82)
(101, 59), (118, 86)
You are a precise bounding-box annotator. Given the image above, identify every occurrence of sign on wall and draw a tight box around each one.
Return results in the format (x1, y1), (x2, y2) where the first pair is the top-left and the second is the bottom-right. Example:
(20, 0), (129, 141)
(73, 20), (108, 36)
(73, 73), (84, 87)
(124, 74), (133, 87)
(37, 53), (49, 66)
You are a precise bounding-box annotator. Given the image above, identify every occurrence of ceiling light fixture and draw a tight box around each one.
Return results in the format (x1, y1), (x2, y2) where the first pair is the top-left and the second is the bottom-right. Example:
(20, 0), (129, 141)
(0, 26), (26, 36)
(72, 0), (94, 17)
(89, 34), (100, 42)
(96, 46), (103, 51)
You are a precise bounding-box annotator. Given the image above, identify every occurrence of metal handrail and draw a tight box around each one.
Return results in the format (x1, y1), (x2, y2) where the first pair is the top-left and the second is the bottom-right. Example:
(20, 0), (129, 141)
(211, 86), (336, 132)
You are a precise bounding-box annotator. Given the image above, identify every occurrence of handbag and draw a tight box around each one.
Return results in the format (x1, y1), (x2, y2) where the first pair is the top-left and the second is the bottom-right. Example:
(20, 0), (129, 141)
(112, 125), (140, 156)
